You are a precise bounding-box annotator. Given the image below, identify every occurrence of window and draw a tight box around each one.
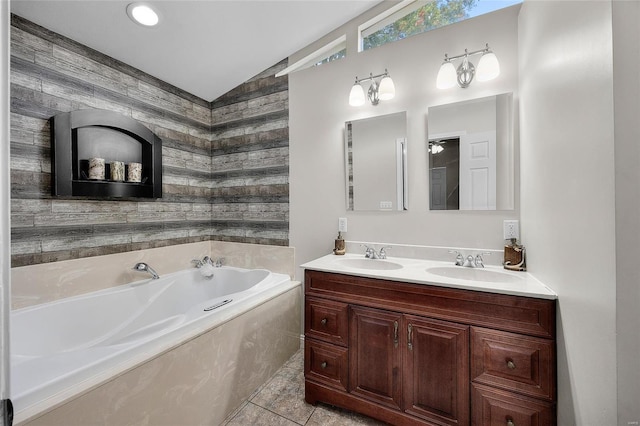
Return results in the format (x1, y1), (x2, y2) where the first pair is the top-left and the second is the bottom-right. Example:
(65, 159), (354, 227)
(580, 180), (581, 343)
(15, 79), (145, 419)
(276, 36), (346, 77)
(314, 47), (346, 67)
(360, 0), (522, 51)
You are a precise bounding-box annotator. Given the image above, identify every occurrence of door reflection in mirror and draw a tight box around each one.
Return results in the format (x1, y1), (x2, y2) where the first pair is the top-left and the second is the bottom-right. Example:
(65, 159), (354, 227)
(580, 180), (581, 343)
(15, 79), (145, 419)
(427, 93), (513, 211)
(429, 138), (460, 210)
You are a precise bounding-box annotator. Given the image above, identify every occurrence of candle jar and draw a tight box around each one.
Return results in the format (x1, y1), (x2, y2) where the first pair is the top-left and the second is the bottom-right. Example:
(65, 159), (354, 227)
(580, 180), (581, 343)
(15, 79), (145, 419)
(88, 158), (105, 180)
(110, 161), (125, 181)
(127, 162), (142, 183)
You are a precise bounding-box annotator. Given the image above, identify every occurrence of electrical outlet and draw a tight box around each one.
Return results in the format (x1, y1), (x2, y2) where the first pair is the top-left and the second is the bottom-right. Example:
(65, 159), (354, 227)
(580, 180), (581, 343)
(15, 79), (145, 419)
(503, 220), (520, 240)
(338, 217), (348, 233)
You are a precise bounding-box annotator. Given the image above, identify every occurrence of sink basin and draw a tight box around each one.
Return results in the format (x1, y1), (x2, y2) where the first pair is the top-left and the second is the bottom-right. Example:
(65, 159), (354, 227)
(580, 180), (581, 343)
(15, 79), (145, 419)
(337, 258), (403, 271)
(425, 266), (523, 284)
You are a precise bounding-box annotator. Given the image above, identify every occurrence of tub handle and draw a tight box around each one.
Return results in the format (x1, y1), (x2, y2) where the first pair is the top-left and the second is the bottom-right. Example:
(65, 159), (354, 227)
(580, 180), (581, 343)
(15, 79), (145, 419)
(204, 299), (233, 311)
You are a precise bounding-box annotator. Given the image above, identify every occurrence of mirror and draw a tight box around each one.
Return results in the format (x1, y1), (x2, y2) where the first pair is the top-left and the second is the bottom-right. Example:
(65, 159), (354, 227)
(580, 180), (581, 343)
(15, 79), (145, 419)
(427, 93), (514, 210)
(345, 112), (408, 211)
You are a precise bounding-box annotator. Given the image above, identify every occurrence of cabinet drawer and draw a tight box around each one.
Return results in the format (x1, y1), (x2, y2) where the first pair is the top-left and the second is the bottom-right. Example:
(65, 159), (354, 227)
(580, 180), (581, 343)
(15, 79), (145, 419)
(305, 297), (349, 346)
(305, 339), (348, 392)
(472, 384), (555, 426)
(471, 327), (555, 401)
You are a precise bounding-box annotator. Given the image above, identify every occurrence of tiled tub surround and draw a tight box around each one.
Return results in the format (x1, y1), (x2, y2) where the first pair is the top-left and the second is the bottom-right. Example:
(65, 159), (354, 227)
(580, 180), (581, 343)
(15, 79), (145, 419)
(11, 240), (296, 309)
(11, 241), (300, 425)
(10, 14), (289, 267)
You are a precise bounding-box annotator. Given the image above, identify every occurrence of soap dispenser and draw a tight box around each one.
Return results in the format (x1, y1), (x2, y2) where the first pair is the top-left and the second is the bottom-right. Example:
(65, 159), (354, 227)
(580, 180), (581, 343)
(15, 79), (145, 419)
(333, 231), (346, 255)
(503, 238), (526, 271)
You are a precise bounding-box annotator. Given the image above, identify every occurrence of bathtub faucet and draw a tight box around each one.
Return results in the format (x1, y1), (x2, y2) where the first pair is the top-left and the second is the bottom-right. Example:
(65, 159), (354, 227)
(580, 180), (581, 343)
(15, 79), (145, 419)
(192, 256), (225, 268)
(211, 257), (225, 267)
(132, 262), (160, 279)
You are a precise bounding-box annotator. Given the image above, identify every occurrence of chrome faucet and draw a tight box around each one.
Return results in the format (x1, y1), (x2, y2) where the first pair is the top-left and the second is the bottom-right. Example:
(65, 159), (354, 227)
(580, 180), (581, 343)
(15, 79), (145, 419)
(192, 257), (208, 268)
(192, 256), (225, 268)
(449, 250), (465, 266)
(449, 250), (490, 268)
(132, 262), (160, 279)
(462, 255), (477, 268)
(362, 244), (391, 259)
(213, 257), (225, 267)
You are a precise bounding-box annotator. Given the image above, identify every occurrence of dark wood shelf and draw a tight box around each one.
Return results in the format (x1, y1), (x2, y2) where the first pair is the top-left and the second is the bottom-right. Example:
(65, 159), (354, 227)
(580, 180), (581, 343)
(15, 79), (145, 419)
(51, 109), (162, 199)
(70, 180), (155, 198)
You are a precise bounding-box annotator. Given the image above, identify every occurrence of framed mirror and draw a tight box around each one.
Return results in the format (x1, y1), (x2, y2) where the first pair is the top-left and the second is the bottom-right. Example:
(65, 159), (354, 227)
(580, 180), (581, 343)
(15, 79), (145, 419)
(345, 112), (408, 211)
(427, 93), (514, 210)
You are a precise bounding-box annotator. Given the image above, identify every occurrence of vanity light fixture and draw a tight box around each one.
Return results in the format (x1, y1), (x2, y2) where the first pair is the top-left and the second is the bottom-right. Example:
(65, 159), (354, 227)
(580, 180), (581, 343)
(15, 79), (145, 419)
(349, 69), (395, 106)
(127, 2), (160, 27)
(436, 43), (500, 89)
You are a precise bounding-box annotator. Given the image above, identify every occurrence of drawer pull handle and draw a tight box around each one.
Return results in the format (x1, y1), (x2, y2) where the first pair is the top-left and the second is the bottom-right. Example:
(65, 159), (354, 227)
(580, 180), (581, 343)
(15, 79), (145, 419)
(506, 419), (515, 426)
(507, 360), (516, 370)
(321, 361), (328, 369)
(393, 321), (399, 348)
(320, 318), (328, 326)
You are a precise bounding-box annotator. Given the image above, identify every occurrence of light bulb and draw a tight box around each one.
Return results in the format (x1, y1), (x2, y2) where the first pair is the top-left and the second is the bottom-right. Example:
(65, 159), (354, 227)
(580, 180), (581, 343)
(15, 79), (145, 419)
(436, 62), (457, 89)
(127, 3), (159, 26)
(378, 76), (395, 101)
(349, 83), (365, 106)
(476, 52), (500, 81)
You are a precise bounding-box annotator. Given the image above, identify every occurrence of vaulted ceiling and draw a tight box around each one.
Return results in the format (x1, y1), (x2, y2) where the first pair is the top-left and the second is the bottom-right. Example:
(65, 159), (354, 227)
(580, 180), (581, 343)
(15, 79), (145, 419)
(11, 0), (380, 101)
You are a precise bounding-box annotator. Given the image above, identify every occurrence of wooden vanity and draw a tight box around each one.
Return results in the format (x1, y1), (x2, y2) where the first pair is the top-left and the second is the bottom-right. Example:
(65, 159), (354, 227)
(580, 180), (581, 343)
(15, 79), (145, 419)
(303, 269), (556, 426)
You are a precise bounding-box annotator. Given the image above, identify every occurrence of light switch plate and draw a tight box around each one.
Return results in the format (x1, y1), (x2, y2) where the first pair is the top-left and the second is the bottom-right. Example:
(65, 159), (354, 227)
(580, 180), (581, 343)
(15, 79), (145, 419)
(338, 217), (348, 233)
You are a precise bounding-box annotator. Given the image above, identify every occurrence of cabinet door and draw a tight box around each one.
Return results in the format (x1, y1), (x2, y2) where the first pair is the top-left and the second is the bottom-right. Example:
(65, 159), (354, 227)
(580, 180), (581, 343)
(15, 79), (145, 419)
(404, 315), (470, 426)
(349, 306), (403, 411)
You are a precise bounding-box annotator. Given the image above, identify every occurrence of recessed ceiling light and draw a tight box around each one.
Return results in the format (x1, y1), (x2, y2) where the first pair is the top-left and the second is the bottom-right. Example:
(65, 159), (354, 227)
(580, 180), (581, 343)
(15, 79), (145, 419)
(126, 3), (159, 27)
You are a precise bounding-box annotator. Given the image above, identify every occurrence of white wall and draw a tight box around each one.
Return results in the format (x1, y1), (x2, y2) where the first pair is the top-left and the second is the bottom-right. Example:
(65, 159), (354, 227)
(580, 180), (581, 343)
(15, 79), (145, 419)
(289, 6), (521, 277)
(519, 1), (617, 424)
(0, 0), (11, 414)
(612, 1), (640, 424)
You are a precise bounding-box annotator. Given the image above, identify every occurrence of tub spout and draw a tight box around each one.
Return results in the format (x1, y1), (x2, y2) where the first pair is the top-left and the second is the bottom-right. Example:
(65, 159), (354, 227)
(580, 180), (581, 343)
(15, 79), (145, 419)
(133, 262), (160, 279)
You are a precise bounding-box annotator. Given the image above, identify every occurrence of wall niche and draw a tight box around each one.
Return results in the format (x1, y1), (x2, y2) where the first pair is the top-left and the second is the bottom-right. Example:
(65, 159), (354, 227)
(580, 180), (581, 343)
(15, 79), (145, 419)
(50, 109), (162, 199)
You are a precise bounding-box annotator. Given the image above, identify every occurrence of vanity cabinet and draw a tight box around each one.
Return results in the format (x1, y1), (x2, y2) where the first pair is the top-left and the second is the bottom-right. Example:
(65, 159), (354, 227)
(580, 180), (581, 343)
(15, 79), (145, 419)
(304, 270), (556, 426)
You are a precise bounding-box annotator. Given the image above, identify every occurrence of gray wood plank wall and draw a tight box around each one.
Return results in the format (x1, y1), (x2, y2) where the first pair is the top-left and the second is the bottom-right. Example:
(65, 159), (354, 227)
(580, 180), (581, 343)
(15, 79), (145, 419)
(9, 15), (289, 267)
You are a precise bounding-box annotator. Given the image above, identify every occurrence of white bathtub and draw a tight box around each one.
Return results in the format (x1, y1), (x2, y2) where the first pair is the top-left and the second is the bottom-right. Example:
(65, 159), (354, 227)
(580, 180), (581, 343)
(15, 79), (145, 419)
(10, 265), (296, 421)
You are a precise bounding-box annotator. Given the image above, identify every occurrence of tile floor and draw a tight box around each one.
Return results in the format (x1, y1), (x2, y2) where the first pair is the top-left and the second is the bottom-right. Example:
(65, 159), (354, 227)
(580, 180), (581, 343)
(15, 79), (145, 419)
(222, 349), (388, 426)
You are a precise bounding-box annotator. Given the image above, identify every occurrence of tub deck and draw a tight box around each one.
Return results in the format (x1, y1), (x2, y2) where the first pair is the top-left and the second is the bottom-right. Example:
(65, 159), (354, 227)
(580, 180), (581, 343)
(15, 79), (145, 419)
(11, 266), (301, 425)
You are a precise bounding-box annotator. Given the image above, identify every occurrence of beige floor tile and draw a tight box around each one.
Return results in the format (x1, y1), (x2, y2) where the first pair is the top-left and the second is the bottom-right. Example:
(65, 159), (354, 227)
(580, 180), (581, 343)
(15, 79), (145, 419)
(223, 349), (393, 426)
(250, 366), (314, 424)
(282, 348), (304, 371)
(306, 403), (389, 426)
(223, 402), (299, 426)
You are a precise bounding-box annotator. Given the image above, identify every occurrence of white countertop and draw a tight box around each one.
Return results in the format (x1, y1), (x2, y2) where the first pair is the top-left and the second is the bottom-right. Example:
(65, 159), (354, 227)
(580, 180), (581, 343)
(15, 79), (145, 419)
(301, 253), (557, 300)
